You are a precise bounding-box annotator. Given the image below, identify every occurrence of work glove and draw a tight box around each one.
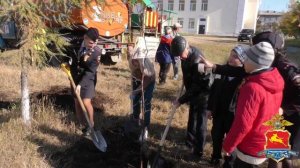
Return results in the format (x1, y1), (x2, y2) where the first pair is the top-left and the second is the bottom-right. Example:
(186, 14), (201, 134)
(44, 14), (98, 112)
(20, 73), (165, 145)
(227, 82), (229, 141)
(76, 85), (81, 95)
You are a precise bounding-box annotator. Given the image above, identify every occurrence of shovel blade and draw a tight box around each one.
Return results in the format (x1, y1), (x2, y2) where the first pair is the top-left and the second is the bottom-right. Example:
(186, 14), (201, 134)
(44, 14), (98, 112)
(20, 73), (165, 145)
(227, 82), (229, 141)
(91, 130), (107, 152)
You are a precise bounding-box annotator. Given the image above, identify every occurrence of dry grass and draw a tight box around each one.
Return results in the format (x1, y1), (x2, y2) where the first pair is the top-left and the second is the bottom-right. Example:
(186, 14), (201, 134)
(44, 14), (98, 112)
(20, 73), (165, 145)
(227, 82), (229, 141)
(0, 36), (299, 168)
(0, 96), (79, 168)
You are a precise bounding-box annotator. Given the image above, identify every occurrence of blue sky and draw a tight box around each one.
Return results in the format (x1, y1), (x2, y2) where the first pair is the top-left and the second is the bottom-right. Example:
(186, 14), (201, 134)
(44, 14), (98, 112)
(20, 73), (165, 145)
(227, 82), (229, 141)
(259, 0), (289, 12)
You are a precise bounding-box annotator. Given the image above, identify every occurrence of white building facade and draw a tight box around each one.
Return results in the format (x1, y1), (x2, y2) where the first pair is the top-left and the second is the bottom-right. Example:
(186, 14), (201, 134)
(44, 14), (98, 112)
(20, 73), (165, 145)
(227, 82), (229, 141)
(257, 11), (283, 32)
(158, 0), (260, 36)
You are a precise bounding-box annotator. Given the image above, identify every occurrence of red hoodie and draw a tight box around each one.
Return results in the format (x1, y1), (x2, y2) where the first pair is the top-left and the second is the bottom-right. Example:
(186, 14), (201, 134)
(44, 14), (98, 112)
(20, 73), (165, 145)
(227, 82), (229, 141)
(223, 68), (284, 157)
(160, 35), (172, 46)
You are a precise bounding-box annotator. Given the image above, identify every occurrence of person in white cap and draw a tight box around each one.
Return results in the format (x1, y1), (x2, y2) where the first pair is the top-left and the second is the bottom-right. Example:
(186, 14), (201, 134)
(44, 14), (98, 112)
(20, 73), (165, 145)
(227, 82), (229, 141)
(171, 22), (182, 80)
(127, 44), (156, 142)
(172, 22), (182, 37)
(222, 42), (284, 167)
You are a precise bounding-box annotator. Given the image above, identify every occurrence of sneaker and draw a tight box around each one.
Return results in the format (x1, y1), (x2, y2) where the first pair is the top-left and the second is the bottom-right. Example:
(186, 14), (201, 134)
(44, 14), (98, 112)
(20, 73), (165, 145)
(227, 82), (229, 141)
(209, 158), (222, 166)
(185, 140), (193, 148)
(139, 128), (148, 142)
(158, 81), (166, 85)
(82, 126), (91, 137)
(173, 75), (178, 80)
(192, 148), (203, 157)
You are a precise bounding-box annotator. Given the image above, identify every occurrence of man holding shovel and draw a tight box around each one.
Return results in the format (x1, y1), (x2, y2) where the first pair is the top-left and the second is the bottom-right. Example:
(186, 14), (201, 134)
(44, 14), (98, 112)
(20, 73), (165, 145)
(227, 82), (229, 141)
(171, 36), (213, 160)
(127, 44), (156, 142)
(70, 27), (101, 136)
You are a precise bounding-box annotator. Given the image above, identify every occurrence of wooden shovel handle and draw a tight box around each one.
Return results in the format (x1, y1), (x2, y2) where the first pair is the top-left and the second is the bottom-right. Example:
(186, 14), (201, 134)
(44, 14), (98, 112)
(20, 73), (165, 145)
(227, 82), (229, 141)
(61, 63), (93, 128)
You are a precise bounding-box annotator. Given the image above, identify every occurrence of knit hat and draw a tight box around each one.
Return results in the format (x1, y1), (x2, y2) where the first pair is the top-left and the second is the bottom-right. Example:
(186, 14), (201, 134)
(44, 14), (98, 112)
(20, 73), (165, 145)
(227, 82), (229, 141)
(232, 45), (250, 63)
(85, 27), (99, 42)
(244, 42), (275, 69)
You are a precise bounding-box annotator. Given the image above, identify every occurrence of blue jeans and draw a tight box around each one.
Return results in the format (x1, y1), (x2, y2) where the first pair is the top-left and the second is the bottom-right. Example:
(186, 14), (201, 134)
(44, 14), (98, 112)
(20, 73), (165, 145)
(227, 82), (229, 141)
(132, 79), (155, 128)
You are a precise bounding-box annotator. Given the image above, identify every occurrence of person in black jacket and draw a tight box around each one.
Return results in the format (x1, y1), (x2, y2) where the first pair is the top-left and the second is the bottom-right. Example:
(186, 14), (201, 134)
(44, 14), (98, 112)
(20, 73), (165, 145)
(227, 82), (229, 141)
(70, 27), (101, 136)
(207, 45), (249, 167)
(202, 31), (300, 168)
(171, 36), (213, 159)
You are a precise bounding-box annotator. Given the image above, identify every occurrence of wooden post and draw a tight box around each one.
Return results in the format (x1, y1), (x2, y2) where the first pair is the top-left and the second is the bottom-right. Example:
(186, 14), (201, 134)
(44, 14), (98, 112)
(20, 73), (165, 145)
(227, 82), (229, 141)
(141, 8), (146, 37)
(128, 2), (133, 43)
(155, 8), (158, 37)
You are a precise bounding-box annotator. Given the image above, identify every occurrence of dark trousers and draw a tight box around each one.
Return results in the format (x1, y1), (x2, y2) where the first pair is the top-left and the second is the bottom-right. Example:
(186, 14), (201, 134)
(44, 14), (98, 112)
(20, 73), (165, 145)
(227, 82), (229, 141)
(132, 79), (155, 128)
(158, 63), (171, 83)
(233, 157), (259, 168)
(172, 56), (180, 77)
(267, 159), (293, 168)
(224, 153), (236, 168)
(211, 112), (234, 159)
(186, 95), (208, 154)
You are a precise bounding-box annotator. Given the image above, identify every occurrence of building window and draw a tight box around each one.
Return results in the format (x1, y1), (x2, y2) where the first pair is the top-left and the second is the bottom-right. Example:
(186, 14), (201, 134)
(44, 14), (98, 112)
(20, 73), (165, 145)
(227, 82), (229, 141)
(190, 0), (197, 11)
(201, 0), (208, 11)
(188, 18), (195, 29)
(179, 0), (185, 11)
(177, 18), (184, 28)
(157, 0), (163, 11)
(168, 0), (174, 11)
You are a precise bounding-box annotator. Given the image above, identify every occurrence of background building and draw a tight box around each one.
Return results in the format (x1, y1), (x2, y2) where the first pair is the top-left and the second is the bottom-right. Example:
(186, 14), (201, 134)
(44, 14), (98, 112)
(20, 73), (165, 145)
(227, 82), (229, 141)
(157, 0), (261, 36)
(257, 10), (283, 32)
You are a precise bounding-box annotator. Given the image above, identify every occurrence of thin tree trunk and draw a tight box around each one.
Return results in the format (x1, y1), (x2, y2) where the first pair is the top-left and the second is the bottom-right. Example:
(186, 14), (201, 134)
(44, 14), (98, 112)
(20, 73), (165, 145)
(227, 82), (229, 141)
(128, 3), (133, 43)
(21, 49), (30, 125)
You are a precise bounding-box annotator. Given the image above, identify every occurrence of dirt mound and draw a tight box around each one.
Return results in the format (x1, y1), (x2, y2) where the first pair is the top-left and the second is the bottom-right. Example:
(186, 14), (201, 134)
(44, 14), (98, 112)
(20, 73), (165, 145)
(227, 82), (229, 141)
(31, 86), (113, 113)
(52, 127), (142, 168)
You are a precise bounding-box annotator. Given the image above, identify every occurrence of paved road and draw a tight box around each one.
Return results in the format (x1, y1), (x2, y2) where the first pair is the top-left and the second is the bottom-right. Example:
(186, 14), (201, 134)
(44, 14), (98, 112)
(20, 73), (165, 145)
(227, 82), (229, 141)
(287, 46), (300, 53)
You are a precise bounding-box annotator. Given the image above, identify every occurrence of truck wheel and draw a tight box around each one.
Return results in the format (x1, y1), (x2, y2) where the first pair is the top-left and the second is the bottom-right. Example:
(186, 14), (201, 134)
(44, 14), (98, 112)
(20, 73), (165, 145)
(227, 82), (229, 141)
(100, 54), (117, 66)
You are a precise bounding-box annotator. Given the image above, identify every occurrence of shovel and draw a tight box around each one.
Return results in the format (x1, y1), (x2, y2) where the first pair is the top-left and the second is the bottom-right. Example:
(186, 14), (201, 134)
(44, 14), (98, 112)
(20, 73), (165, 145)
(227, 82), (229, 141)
(61, 63), (107, 152)
(151, 83), (184, 168)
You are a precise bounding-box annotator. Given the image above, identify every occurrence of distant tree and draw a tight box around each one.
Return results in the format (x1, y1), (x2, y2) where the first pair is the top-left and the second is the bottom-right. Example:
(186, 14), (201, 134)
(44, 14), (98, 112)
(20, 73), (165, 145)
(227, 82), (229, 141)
(271, 22), (280, 32)
(256, 19), (263, 33)
(280, 2), (300, 38)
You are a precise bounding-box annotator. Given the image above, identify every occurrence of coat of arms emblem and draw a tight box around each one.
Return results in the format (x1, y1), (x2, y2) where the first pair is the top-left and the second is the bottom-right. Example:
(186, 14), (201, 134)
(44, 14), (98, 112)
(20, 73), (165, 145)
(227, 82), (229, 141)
(258, 114), (298, 162)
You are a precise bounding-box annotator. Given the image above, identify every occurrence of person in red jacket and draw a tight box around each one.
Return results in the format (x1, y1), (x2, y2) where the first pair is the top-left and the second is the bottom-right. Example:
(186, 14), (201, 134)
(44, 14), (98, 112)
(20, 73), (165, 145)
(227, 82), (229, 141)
(222, 42), (284, 167)
(155, 26), (173, 84)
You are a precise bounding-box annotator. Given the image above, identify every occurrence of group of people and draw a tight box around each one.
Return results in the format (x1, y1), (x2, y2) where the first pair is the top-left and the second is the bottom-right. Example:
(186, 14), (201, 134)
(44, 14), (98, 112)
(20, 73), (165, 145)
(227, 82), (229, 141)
(155, 23), (182, 84)
(168, 32), (300, 168)
(70, 26), (300, 168)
